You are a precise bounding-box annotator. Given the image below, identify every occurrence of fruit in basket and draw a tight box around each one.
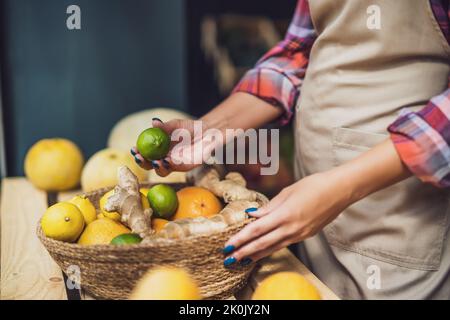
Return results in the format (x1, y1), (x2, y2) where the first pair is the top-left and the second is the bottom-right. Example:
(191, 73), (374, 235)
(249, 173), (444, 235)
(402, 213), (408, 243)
(41, 202), (85, 242)
(146, 184), (178, 219)
(252, 272), (321, 300)
(172, 187), (222, 220)
(151, 218), (169, 232)
(77, 218), (131, 245)
(110, 233), (142, 245)
(81, 148), (147, 192)
(24, 138), (84, 191)
(69, 195), (97, 224)
(136, 127), (170, 161)
(129, 267), (201, 300)
(100, 189), (150, 221)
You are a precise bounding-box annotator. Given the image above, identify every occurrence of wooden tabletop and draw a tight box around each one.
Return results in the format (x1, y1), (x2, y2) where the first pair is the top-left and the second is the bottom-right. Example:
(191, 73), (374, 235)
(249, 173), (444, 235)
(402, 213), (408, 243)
(0, 178), (339, 300)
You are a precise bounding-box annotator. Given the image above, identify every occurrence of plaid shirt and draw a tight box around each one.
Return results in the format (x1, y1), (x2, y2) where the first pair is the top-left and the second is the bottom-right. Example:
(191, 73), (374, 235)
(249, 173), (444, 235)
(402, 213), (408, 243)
(234, 0), (450, 187)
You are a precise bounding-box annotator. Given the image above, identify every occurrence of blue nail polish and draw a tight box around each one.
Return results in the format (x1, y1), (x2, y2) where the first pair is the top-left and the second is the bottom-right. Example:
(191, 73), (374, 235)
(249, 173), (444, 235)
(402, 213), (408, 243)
(151, 161), (159, 169)
(224, 257), (237, 267)
(162, 159), (170, 169)
(222, 245), (235, 255)
(245, 207), (258, 213)
(134, 157), (141, 164)
(152, 117), (163, 123)
(240, 258), (253, 266)
(130, 148), (136, 156)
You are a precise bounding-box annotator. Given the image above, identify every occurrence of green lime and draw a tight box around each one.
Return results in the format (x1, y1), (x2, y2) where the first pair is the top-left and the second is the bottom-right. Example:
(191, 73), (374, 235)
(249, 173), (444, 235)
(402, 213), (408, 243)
(110, 233), (142, 245)
(147, 184), (178, 219)
(136, 127), (170, 161)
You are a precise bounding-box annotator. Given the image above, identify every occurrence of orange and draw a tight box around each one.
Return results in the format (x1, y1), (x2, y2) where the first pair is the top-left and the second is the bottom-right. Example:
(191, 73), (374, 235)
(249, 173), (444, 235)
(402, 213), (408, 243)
(171, 187), (222, 220)
(152, 218), (169, 232)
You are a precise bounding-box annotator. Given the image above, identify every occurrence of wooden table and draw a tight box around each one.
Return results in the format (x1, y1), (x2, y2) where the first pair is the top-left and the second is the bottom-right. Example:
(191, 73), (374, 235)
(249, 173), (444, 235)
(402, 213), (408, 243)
(0, 178), (339, 300)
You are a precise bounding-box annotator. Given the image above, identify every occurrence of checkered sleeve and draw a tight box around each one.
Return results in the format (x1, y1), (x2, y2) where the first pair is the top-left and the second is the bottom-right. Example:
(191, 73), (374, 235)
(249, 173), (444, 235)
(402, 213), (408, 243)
(232, 0), (316, 125)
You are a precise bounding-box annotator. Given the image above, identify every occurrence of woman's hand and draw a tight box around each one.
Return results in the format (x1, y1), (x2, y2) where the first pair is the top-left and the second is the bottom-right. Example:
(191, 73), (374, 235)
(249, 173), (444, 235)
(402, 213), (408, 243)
(222, 169), (354, 266)
(223, 139), (411, 267)
(131, 118), (208, 177)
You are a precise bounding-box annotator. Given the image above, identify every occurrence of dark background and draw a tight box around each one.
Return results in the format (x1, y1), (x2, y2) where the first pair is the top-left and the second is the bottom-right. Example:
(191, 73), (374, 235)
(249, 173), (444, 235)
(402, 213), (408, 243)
(0, 0), (296, 176)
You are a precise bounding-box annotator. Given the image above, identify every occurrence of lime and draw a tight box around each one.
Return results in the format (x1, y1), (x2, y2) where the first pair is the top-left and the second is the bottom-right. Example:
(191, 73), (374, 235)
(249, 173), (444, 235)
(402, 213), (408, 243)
(136, 128), (170, 161)
(110, 233), (142, 245)
(147, 184), (178, 219)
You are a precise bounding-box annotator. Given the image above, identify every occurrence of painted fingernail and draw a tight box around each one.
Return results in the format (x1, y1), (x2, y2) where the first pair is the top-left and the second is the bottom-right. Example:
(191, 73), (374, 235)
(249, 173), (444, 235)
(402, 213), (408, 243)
(224, 257), (237, 267)
(130, 148), (136, 156)
(134, 156), (141, 164)
(151, 161), (159, 169)
(240, 258), (253, 266)
(245, 207), (258, 213)
(162, 159), (170, 169)
(152, 117), (163, 123)
(222, 245), (235, 255)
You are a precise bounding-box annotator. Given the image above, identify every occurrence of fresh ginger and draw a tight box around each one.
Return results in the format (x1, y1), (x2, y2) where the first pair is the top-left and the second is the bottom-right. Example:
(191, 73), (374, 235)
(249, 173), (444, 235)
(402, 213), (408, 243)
(105, 165), (267, 242)
(187, 167), (269, 204)
(104, 166), (153, 238)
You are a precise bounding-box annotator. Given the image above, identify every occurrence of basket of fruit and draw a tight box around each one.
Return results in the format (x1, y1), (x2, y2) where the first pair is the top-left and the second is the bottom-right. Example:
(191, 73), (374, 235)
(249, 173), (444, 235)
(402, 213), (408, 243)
(37, 163), (268, 300)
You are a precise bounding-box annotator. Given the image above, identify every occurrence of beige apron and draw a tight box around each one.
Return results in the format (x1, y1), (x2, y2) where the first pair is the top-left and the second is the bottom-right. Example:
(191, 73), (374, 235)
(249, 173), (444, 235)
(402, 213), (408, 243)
(294, 0), (450, 299)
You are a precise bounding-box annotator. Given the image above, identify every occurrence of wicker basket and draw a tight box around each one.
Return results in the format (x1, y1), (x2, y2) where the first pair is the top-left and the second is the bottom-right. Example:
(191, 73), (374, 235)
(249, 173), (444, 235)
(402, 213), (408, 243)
(37, 183), (255, 300)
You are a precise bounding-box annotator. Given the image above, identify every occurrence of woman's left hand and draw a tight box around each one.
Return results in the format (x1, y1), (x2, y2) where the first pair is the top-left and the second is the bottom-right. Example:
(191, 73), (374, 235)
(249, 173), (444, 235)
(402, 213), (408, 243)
(223, 170), (354, 267)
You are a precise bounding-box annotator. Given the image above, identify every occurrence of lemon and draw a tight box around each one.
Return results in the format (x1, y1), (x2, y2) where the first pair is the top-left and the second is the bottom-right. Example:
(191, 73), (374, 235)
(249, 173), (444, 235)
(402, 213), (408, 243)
(77, 218), (130, 245)
(130, 267), (201, 300)
(41, 202), (85, 242)
(69, 195), (97, 224)
(25, 138), (84, 191)
(99, 190), (150, 221)
(252, 272), (321, 300)
(136, 128), (170, 161)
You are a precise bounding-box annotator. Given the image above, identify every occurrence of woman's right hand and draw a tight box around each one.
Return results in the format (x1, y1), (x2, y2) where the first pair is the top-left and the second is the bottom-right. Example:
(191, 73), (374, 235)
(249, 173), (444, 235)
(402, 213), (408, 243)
(131, 118), (210, 177)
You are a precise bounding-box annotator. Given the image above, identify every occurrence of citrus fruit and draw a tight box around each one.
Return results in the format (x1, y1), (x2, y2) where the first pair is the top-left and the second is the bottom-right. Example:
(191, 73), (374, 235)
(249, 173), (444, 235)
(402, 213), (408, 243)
(41, 202), (85, 242)
(130, 267), (201, 300)
(252, 272), (321, 300)
(136, 128), (170, 161)
(110, 233), (142, 245)
(172, 187), (222, 220)
(25, 138), (84, 191)
(152, 218), (169, 232)
(81, 148), (147, 192)
(69, 195), (97, 224)
(147, 184), (178, 219)
(78, 218), (131, 245)
(100, 189), (150, 221)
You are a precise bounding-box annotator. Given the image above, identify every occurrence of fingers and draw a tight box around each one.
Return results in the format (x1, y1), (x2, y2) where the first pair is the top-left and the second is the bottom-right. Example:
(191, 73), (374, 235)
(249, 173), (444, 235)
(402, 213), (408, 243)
(151, 158), (172, 177)
(130, 147), (153, 170)
(248, 187), (292, 218)
(224, 211), (280, 251)
(152, 118), (185, 135)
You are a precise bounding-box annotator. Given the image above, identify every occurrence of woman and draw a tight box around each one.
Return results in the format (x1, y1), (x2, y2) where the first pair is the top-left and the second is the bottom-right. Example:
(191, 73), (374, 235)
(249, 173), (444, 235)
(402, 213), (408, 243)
(132, 0), (450, 299)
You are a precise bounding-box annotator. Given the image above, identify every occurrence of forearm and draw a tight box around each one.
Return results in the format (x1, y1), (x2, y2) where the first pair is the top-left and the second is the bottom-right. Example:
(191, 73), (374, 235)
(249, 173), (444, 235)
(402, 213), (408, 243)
(201, 92), (283, 132)
(328, 139), (412, 205)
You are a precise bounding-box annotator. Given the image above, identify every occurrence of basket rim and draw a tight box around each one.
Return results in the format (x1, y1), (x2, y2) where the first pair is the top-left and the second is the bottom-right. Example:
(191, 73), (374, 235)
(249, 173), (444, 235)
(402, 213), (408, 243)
(37, 218), (253, 252)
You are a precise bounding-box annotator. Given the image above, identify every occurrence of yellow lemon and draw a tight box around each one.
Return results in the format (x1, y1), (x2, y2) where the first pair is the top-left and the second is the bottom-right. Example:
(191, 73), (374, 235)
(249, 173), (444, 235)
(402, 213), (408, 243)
(69, 195), (97, 224)
(25, 138), (84, 191)
(151, 218), (169, 232)
(77, 218), (130, 245)
(140, 188), (150, 196)
(252, 272), (321, 300)
(130, 267), (201, 300)
(41, 202), (85, 242)
(99, 189), (150, 221)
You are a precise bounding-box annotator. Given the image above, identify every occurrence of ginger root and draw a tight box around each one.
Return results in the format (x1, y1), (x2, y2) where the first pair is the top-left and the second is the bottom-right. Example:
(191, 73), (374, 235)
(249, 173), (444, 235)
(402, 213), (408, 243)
(104, 166), (153, 238)
(187, 166), (268, 204)
(145, 200), (260, 241)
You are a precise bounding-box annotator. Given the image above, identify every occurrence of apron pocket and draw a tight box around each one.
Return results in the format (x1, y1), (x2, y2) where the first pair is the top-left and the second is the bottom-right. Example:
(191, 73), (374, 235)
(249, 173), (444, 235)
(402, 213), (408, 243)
(327, 127), (449, 271)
